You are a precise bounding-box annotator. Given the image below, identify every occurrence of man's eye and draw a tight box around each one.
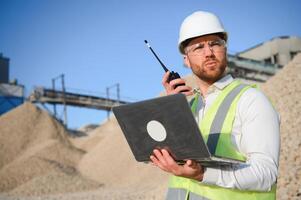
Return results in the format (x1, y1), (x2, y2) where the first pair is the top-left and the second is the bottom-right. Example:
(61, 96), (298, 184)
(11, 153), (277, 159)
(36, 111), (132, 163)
(211, 41), (221, 46)
(193, 45), (204, 51)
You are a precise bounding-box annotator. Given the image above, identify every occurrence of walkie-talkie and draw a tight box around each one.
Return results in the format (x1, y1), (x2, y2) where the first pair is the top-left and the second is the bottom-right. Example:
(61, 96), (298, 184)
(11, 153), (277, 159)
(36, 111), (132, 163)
(144, 40), (185, 88)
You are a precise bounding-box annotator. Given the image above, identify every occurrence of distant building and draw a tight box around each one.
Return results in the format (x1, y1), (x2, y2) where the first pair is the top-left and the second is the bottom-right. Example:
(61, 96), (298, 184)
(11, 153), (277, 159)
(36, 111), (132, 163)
(226, 36), (301, 82)
(0, 54), (24, 115)
(237, 36), (301, 67)
(0, 53), (9, 83)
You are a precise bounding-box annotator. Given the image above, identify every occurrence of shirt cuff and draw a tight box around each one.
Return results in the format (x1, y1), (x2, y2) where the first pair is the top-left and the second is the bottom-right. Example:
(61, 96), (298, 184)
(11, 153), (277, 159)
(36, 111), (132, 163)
(202, 167), (220, 185)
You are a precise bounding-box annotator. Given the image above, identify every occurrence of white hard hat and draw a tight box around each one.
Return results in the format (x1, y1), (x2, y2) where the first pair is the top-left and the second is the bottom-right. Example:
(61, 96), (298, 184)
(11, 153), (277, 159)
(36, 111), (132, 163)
(178, 11), (227, 54)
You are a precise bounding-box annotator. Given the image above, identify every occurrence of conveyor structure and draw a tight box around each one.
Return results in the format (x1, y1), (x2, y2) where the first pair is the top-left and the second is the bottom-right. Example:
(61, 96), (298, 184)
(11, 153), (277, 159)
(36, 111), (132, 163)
(29, 87), (128, 111)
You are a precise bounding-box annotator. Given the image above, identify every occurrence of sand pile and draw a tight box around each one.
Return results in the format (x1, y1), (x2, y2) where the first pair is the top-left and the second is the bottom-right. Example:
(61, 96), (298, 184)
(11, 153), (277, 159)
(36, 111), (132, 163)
(0, 102), (168, 199)
(70, 118), (119, 152)
(0, 103), (100, 197)
(261, 53), (301, 199)
(76, 117), (169, 198)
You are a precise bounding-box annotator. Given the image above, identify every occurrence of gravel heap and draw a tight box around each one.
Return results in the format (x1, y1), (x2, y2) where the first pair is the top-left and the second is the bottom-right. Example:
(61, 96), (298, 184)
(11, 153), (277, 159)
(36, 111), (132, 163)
(0, 103), (168, 200)
(261, 53), (301, 200)
(0, 103), (101, 197)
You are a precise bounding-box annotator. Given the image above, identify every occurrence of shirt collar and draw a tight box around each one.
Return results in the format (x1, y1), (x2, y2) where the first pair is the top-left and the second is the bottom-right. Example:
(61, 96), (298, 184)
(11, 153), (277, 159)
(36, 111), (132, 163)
(212, 74), (234, 90)
(192, 74), (234, 96)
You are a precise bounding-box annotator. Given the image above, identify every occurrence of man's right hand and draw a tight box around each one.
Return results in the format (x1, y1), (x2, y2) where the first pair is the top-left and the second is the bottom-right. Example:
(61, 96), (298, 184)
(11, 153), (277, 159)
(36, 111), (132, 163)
(150, 149), (204, 181)
(162, 71), (193, 96)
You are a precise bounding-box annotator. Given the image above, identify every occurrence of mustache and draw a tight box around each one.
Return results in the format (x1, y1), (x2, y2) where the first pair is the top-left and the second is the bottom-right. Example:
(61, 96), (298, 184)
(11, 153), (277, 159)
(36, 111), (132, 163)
(204, 58), (218, 64)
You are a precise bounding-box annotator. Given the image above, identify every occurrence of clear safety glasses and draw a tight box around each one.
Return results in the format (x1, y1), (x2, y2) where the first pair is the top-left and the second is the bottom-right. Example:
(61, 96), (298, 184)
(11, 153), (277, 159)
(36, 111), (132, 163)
(184, 39), (227, 56)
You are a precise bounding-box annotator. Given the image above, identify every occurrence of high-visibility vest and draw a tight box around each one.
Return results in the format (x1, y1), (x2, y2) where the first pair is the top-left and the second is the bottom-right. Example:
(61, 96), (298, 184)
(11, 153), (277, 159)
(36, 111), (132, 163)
(166, 80), (276, 200)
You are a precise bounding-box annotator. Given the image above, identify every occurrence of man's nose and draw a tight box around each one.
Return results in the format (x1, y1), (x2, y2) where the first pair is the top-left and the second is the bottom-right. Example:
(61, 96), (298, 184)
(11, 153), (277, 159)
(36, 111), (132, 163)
(203, 44), (214, 57)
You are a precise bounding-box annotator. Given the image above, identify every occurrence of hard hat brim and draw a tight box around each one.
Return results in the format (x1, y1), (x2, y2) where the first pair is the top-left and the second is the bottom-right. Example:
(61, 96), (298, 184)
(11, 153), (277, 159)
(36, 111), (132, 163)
(179, 32), (228, 54)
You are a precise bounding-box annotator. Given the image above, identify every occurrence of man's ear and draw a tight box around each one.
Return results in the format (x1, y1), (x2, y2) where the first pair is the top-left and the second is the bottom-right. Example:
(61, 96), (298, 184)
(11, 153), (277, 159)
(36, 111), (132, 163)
(183, 55), (191, 68)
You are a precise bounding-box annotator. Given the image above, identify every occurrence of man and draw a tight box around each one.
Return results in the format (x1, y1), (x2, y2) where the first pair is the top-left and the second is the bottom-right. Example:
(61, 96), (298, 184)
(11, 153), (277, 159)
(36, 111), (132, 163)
(150, 11), (280, 200)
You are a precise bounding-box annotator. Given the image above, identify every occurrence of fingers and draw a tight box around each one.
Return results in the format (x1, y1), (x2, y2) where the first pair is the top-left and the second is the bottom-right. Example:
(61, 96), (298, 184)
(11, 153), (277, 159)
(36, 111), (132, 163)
(161, 149), (181, 176)
(162, 71), (193, 96)
(162, 71), (170, 87)
(161, 149), (178, 167)
(150, 149), (169, 172)
(150, 151), (205, 181)
(173, 85), (193, 95)
(169, 78), (186, 87)
(153, 149), (167, 166)
(150, 149), (179, 174)
(185, 160), (198, 168)
(186, 159), (193, 166)
(150, 155), (167, 171)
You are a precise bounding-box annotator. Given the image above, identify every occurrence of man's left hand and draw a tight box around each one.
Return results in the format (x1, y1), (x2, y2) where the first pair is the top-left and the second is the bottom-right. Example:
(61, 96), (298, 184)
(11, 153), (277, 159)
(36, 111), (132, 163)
(150, 149), (204, 181)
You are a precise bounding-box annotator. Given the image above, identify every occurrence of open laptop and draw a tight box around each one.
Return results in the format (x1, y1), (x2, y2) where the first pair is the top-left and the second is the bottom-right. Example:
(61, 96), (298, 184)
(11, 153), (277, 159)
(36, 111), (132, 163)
(112, 93), (245, 167)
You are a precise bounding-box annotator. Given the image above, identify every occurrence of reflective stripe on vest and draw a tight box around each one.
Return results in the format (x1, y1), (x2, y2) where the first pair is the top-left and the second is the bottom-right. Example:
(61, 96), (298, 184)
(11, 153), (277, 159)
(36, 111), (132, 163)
(191, 80), (248, 160)
(167, 80), (276, 200)
(168, 176), (276, 200)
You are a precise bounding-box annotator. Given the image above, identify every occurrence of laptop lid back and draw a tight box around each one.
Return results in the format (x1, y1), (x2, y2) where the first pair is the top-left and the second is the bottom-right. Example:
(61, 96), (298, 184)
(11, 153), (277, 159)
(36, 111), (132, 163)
(112, 94), (211, 162)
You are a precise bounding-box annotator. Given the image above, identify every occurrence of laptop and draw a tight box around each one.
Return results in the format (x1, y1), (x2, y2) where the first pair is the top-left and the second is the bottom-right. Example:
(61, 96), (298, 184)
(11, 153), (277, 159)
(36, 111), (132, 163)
(112, 93), (245, 167)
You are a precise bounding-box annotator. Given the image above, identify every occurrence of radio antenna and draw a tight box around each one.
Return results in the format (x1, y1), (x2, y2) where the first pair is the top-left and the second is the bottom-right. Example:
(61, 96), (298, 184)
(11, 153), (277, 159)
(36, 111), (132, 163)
(144, 40), (169, 72)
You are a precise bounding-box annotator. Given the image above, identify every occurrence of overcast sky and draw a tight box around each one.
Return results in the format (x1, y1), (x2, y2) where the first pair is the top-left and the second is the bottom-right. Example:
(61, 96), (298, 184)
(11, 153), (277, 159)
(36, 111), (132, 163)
(1, 0), (300, 129)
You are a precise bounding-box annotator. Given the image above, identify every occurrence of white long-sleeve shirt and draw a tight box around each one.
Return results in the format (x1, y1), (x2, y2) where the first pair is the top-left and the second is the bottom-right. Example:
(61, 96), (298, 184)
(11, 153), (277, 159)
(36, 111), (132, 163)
(194, 74), (280, 191)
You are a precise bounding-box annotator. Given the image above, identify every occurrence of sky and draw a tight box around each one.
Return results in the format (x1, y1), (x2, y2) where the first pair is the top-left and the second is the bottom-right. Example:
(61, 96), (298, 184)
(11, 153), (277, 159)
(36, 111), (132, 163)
(1, 0), (301, 129)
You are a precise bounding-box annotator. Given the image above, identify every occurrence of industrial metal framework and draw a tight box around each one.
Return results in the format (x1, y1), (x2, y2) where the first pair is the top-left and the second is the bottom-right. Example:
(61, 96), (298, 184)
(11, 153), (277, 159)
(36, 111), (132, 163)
(29, 87), (128, 111)
(227, 54), (278, 82)
(28, 74), (128, 127)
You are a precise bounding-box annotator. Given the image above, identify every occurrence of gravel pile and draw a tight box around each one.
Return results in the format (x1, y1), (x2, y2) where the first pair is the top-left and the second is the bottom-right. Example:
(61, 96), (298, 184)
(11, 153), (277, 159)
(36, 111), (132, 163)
(261, 53), (301, 200)
(0, 103), (168, 200)
(0, 103), (101, 197)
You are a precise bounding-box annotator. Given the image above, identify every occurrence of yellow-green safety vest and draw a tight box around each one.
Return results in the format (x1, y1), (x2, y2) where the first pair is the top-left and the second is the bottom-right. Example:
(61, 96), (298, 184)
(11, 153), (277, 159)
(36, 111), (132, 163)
(166, 80), (276, 200)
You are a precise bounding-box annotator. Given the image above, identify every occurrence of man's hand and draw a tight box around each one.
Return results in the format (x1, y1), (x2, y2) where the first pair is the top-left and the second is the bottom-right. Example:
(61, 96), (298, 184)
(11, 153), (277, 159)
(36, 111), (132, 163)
(162, 71), (193, 96)
(150, 149), (204, 181)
